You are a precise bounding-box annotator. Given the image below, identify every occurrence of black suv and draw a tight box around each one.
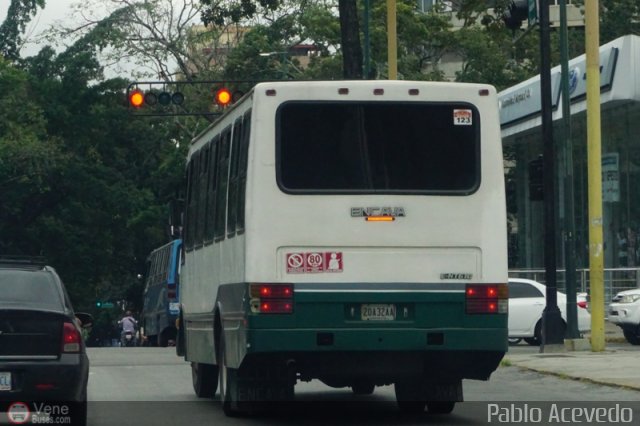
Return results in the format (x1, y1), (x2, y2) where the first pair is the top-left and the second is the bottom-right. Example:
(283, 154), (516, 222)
(0, 257), (92, 425)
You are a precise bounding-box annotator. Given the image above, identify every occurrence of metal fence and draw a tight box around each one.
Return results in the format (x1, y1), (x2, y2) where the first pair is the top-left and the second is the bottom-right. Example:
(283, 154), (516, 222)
(508, 268), (640, 313)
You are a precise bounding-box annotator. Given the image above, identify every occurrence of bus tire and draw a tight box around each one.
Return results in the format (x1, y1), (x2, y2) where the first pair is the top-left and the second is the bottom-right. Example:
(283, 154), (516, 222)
(191, 362), (218, 398)
(394, 381), (426, 414)
(351, 380), (375, 395)
(176, 315), (185, 357)
(218, 334), (243, 416)
(427, 401), (455, 414)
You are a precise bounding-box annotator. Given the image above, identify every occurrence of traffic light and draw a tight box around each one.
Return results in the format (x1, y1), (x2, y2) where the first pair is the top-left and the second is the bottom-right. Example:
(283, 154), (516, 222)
(126, 80), (253, 116)
(127, 88), (185, 109)
(96, 301), (102, 308)
(503, 0), (529, 30)
(128, 89), (144, 108)
(528, 156), (544, 201)
(215, 87), (232, 106)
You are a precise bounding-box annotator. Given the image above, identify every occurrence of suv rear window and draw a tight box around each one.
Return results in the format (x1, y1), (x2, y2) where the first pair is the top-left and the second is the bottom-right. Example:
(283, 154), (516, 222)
(0, 270), (63, 310)
(277, 101), (480, 194)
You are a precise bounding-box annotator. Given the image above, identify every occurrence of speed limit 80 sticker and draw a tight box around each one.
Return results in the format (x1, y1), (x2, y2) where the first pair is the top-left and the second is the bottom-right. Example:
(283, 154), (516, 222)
(453, 109), (472, 126)
(286, 252), (343, 274)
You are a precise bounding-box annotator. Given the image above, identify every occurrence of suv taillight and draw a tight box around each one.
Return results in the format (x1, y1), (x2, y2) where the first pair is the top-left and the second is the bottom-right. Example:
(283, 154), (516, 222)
(62, 322), (82, 353)
(465, 284), (508, 314)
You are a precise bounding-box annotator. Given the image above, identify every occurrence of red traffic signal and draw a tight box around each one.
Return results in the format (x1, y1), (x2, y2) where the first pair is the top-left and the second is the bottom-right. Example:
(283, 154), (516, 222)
(128, 89), (184, 108)
(215, 87), (232, 106)
(129, 89), (144, 108)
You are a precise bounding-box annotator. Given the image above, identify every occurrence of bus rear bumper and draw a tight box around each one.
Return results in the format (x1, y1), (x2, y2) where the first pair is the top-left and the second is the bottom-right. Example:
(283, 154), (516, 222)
(244, 328), (506, 381)
(248, 327), (507, 352)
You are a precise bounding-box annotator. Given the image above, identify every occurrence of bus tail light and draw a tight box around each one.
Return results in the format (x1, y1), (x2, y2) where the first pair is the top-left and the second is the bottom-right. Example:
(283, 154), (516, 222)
(168, 283), (177, 300)
(465, 284), (508, 314)
(250, 284), (294, 314)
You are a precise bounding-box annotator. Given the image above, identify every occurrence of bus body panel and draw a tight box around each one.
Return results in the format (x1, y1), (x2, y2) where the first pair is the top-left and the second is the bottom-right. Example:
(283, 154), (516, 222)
(180, 81), (508, 386)
(142, 239), (182, 346)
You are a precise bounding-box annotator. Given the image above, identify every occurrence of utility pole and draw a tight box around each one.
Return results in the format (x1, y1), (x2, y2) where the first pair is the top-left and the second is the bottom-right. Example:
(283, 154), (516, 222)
(539, 0), (565, 351)
(559, 0), (580, 343)
(585, 0), (606, 352)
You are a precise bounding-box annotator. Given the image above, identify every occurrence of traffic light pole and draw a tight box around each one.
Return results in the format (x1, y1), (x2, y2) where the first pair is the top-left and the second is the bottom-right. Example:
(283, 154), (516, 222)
(539, 0), (565, 351)
(559, 0), (581, 342)
(585, 0), (606, 352)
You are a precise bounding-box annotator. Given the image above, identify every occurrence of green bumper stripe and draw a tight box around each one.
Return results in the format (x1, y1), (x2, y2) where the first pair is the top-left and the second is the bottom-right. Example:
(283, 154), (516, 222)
(247, 328), (508, 353)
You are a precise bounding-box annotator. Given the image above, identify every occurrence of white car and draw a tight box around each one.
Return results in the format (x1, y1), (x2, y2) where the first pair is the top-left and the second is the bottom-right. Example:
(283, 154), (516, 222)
(508, 278), (591, 345)
(608, 288), (640, 345)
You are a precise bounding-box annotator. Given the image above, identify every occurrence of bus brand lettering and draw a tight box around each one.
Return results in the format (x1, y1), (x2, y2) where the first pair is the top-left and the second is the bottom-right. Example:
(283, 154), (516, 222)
(440, 273), (473, 280)
(351, 207), (406, 217)
(286, 252), (343, 273)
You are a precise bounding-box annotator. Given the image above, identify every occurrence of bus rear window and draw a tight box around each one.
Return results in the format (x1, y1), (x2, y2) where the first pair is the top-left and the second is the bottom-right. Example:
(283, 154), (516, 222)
(277, 102), (480, 193)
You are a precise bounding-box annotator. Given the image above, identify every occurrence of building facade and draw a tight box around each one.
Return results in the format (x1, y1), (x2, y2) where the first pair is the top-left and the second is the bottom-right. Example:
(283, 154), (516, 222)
(498, 35), (640, 271)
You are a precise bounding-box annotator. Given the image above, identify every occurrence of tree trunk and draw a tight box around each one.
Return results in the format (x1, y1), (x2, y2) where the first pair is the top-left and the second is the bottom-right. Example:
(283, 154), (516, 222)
(339, 0), (363, 79)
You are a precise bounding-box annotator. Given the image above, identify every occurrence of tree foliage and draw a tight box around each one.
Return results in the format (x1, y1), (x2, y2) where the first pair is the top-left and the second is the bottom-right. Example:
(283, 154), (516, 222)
(0, 0), (46, 61)
(0, 39), (191, 312)
(600, 0), (640, 43)
(1, 0), (636, 313)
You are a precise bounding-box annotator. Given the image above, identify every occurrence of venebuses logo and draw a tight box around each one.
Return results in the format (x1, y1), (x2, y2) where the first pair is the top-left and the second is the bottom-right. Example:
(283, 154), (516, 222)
(7, 402), (30, 424)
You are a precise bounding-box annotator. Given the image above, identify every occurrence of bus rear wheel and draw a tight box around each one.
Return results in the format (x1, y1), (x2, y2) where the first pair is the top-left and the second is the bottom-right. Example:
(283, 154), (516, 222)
(351, 380), (375, 395)
(394, 381), (426, 414)
(427, 401), (455, 414)
(191, 362), (218, 398)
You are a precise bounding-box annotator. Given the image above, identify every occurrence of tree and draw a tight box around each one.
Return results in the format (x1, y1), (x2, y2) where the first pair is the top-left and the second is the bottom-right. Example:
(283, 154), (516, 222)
(0, 0), (46, 61)
(338, 0), (362, 78)
(47, 0), (234, 82)
(199, 0), (366, 79)
(600, 0), (640, 44)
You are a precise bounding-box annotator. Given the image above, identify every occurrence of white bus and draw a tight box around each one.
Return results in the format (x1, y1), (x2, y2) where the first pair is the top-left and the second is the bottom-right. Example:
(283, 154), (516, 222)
(177, 80), (508, 416)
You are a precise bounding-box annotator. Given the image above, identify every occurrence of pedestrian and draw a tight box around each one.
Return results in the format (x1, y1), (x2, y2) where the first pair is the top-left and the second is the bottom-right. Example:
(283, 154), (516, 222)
(118, 310), (138, 346)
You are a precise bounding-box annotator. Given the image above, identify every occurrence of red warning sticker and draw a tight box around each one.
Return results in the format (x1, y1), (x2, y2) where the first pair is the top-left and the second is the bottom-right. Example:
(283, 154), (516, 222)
(286, 252), (343, 274)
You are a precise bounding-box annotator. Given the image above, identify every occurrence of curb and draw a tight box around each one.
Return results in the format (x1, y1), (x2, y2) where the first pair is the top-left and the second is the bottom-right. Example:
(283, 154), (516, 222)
(504, 362), (640, 393)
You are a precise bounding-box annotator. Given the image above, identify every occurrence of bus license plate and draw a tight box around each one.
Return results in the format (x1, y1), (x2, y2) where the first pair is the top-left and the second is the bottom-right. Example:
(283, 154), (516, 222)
(0, 372), (11, 391)
(361, 304), (396, 321)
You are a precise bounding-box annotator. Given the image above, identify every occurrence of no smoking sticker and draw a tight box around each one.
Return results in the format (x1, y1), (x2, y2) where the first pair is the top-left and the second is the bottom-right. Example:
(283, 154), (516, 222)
(286, 252), (343, 273)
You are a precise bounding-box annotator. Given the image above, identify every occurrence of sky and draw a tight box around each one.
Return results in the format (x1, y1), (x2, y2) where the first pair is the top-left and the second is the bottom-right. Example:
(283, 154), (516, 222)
(0, 0), (148, 79)
(0, 0), (79, 57)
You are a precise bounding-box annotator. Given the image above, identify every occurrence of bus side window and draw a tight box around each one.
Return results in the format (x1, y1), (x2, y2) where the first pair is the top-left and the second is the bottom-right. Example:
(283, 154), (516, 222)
(204, 137), (218, 244)
(184, 151), (200, 251)
(143, 259), (152, 293)
(195, 144), (209, 247)
(214, 127), (231, 242)
(236, 110), (251, 234)
(184, 161), (194, 250)
(227, 117), (242, 238)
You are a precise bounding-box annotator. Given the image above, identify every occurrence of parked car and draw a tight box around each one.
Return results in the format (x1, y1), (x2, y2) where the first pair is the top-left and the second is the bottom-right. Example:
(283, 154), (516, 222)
(608, 288), (640, 345)
(0, 257), (92, 425)
(507, 278), (591, 345)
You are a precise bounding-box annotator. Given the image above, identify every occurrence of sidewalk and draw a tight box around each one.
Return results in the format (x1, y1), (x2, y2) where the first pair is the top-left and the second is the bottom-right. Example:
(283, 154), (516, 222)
(504, 321), (640, 392)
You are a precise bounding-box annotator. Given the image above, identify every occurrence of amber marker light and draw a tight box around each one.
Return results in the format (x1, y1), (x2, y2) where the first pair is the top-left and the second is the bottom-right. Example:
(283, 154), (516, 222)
(365, 216), (395, 222)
